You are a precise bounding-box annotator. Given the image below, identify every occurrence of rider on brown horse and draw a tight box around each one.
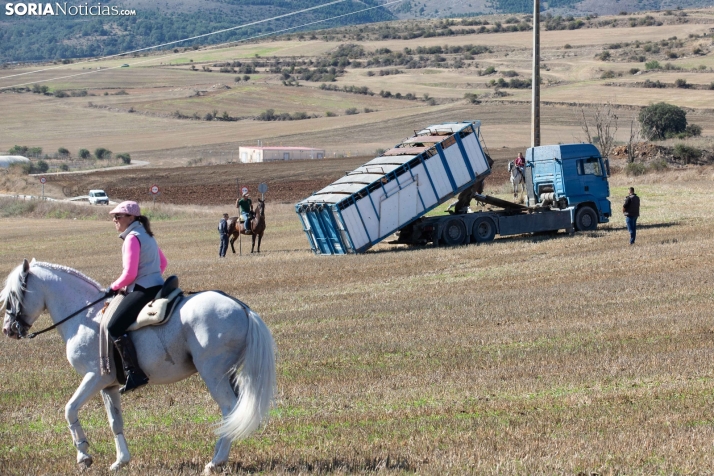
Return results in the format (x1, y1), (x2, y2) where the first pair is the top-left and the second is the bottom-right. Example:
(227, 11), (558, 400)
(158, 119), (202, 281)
(236, 191), (253, 234)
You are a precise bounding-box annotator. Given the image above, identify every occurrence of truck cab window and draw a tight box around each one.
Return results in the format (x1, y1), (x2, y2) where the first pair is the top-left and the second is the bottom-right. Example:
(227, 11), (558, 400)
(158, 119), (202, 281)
(577, 157), (602, 176)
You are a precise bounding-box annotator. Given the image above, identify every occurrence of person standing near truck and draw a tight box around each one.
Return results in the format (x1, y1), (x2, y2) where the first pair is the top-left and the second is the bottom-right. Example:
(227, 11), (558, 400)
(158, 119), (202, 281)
(623, 187), (640, 245)
(218, 213), (229, 257)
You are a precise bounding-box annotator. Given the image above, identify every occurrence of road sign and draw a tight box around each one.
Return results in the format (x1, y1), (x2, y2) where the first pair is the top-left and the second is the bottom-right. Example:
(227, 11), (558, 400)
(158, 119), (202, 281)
(150, 184), (160, 195)
(241, 186), (248, 195)
(257, 183), (268, 194)
(39, 177), (46, 184)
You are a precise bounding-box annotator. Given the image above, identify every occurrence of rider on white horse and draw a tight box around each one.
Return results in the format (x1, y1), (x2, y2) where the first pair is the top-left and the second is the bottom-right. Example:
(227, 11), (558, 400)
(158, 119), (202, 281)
(106, 200), (168, 394)
(515, 151), (525, 176)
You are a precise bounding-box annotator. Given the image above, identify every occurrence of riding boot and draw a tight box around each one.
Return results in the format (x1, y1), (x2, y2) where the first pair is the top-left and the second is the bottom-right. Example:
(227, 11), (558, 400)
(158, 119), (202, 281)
(113, 334), (149, 394)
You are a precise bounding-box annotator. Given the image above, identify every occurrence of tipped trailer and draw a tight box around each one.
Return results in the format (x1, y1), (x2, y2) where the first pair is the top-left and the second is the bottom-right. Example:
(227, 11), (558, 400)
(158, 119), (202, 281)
(295, 121), (492, 254)
(393, 142), (612, 247)
(295, 122), (612, 255)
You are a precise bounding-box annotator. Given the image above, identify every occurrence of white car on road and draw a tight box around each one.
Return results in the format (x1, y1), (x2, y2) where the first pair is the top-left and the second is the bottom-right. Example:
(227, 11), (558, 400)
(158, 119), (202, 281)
(88, 189), (109, 205)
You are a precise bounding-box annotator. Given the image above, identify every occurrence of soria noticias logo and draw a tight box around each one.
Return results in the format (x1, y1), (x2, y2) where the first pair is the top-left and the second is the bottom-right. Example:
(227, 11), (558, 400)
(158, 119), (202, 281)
(5, 3), (137, 16)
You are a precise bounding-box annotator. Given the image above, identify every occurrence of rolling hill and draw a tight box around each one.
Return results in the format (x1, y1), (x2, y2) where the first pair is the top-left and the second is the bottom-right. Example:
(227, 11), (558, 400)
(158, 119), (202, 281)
(1, 0), (712, 63)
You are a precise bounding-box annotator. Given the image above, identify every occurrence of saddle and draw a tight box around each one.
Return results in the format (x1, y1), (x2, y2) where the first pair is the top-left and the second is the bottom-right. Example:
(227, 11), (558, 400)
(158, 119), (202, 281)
(99, 276), (183, 376)
(128, 276), (183, 331)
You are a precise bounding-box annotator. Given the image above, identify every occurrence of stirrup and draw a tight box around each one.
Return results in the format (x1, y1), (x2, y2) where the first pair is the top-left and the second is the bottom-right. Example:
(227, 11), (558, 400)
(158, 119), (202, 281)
(119, 371), (149, 394)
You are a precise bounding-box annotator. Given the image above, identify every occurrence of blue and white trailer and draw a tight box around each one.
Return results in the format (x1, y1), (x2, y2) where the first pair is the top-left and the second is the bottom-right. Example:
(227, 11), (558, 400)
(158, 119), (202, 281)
(295, 121), (492, 254)
(296, 123), (612, 255)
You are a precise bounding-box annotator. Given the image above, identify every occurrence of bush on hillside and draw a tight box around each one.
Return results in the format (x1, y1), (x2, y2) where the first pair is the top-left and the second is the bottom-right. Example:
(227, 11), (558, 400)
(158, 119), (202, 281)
(638, 103), (687, 140)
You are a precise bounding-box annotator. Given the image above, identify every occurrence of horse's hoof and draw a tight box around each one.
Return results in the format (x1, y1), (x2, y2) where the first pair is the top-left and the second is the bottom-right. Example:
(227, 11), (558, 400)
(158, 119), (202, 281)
(110, 459), (129, 471)
(78, 454), (93, 468)
(203, 462), (222, 475)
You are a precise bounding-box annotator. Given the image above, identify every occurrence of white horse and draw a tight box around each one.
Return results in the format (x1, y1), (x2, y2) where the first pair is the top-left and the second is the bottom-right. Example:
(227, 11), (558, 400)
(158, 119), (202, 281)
(1, 259), (276, 475)
(508, 161), (526, 198)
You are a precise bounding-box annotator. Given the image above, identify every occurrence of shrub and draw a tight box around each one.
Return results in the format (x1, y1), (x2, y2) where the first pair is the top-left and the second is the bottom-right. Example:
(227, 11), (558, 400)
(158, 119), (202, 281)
(601, 70), (616, 79)
(648, 158), (668, 172)
(483, 66), (496, 75)
(625, 162), (646, 176)
(564, 44), (572, 49)
(78, 148), (91, 159)
(34, 160), (49, 173)
(674, 78), (690, 88)
(596, 51), (611, 61)
(345, 107), (359, 115)
(629, 68), (640, 74)
(464, 92), (480, 104)
(672, 144), (702, 163)
(58, 147), (69, 157)
(116, 153), (131, 164)
(9, 145), (28, 155)
(501, 70), (518, 77)
(325, 111), (336, 117)
(685, 124), (702, 137)
(645, 60), (661, 70)
(638, 102), (687, 140)
(94, 148), (111, 159)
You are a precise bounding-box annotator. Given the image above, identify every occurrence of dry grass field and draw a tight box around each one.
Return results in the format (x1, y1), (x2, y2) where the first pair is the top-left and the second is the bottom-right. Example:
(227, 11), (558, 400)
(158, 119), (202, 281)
(3, 7), (714, 474)
(2, 167), (714, 474)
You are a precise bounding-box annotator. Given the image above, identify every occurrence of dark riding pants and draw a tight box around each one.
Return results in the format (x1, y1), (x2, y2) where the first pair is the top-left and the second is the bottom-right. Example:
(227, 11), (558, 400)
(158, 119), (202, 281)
(108, 284), (162, 338)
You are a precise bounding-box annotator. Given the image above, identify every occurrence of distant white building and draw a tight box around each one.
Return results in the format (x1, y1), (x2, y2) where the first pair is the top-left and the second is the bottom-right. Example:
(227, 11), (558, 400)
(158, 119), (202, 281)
(0, 156), (30, 168)
(239, 146), (325, 164)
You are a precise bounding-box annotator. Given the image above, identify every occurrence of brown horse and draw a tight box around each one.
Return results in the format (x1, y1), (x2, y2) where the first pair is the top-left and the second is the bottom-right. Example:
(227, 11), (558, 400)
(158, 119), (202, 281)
(227, 198), (266, 253)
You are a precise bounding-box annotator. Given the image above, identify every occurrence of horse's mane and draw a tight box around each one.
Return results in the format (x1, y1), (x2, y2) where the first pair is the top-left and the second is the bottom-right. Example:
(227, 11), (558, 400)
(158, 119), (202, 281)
(31, 261), (103, 290)
(0, 261), (102, 309)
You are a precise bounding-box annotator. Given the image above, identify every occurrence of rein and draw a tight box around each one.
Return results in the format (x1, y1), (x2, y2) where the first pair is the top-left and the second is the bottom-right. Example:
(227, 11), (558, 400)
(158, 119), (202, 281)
(25, 295), (108, 339)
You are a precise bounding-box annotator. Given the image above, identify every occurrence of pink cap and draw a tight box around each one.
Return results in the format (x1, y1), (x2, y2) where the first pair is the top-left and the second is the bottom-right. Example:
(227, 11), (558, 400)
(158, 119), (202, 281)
(109, 200), (141, 216)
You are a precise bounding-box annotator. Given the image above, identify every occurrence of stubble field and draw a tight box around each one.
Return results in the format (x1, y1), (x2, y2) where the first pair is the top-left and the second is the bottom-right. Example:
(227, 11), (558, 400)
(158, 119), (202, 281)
(2, 167), (714, 474)
(3, 7), (714, 475)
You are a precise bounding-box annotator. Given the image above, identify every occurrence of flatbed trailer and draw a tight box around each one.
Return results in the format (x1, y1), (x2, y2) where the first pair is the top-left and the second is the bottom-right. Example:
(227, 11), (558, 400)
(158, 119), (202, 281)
(391, 194), (575, 247)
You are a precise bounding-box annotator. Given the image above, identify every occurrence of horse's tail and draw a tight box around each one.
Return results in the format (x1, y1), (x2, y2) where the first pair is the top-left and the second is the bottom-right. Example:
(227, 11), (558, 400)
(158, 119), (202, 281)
(216, 308), (276, 441)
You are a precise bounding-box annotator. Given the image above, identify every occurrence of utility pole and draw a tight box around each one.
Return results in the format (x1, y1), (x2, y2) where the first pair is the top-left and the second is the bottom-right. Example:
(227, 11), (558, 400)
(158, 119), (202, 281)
(531, 0), (541, 147)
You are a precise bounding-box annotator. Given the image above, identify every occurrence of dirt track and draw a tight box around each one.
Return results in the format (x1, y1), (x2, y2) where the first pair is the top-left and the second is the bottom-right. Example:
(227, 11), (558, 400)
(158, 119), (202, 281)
(49, 151), (514, 205)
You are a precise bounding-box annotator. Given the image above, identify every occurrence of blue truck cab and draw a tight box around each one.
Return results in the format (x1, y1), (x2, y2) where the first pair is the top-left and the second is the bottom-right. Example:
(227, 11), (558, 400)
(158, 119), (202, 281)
(525, 143), (611, 231)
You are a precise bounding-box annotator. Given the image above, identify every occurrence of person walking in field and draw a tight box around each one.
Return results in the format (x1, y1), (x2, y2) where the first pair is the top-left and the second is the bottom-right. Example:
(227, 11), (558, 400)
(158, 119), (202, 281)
(218, 213), (229, 257)
(623, 187), (640, 245)
(236, 191), (253, 234)
(106, 200), (168, 393)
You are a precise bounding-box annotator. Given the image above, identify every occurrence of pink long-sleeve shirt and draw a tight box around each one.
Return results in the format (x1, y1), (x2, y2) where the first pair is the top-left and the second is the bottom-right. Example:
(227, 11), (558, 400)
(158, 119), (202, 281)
(111, 234), (168, 290)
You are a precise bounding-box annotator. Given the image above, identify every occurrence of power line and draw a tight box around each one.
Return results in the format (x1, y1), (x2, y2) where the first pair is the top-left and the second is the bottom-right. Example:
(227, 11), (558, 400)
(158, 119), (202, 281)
(0, 0), (361, 81)
(1, 0), (403, 90)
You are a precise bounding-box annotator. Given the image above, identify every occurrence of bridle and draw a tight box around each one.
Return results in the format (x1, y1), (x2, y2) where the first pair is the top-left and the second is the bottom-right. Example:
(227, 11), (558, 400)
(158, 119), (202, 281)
(5, 272), (107, 339)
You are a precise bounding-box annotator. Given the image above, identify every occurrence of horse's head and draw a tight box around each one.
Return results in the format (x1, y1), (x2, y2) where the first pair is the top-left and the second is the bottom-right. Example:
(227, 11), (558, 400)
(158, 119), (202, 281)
(255, 199), (265, 216)
(508, 161), (514, 172)
(1, 259), (44, 339)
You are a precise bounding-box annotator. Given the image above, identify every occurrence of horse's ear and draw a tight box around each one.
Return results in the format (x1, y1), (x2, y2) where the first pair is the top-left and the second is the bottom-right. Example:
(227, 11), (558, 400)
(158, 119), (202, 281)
(22, 259), (30, 274)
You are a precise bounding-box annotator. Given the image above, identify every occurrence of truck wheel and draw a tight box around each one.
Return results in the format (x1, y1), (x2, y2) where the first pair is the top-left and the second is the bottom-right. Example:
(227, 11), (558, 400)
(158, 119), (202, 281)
(472, 217), (496, 243)
(575, 206), (597, 231)
(442, 219), (467, 246)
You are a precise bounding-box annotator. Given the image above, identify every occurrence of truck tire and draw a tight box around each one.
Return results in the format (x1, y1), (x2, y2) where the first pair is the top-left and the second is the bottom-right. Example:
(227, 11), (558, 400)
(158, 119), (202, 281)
(472, 217), (496, 243)
(575, 206), (598, 231)
(442, 219), (467, 246)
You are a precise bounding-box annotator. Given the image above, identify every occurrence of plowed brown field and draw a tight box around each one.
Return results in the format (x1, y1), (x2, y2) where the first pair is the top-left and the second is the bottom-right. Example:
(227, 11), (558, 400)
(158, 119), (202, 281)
(49, 150), (513, 205)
